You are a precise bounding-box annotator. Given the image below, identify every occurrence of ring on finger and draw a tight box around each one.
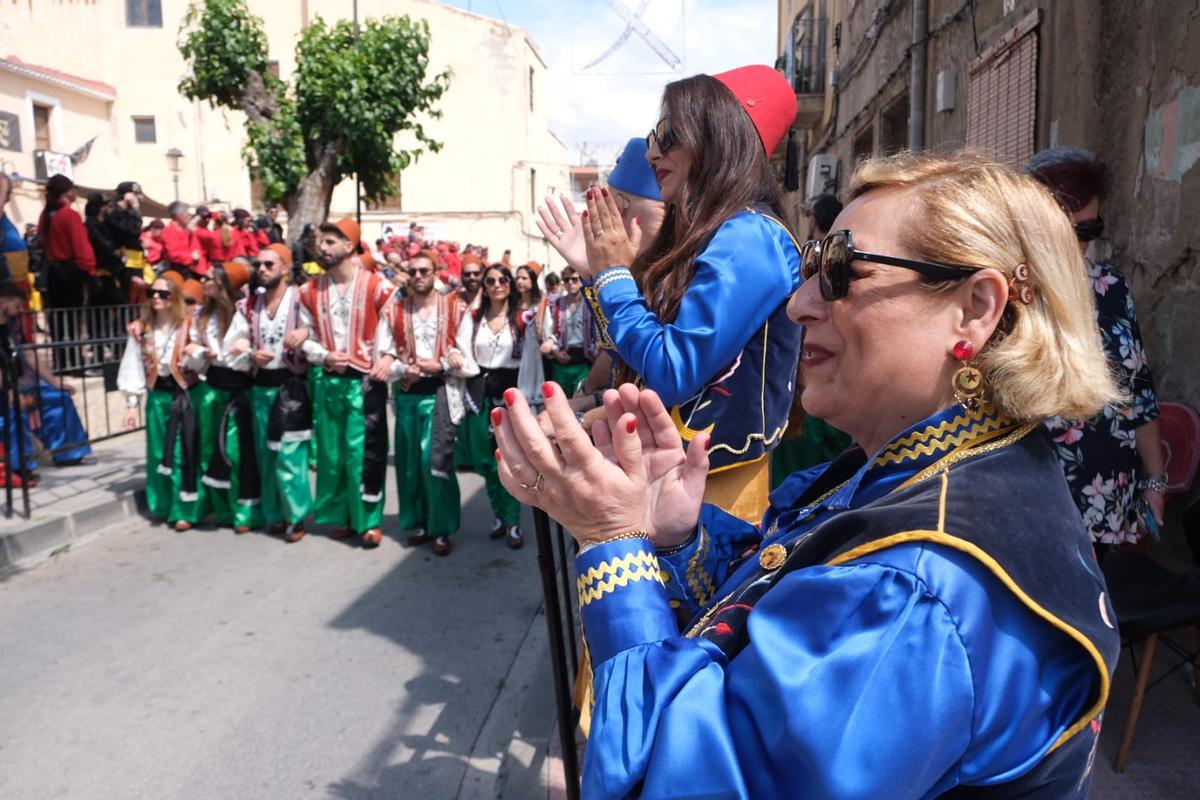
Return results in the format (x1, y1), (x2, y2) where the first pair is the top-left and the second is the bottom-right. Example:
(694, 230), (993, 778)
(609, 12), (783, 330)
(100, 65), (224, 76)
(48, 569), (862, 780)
(519, 472), (545, 494)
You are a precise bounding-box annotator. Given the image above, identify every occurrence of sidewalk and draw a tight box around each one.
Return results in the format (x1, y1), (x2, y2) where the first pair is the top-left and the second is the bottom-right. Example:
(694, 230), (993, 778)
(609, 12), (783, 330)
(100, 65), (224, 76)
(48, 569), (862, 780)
(0, 432), (144, 572)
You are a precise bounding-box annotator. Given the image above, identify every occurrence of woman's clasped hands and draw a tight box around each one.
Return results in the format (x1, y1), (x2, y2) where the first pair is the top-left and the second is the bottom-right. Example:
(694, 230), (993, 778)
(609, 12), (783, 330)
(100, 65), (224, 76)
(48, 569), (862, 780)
(492, 381), (709, 549)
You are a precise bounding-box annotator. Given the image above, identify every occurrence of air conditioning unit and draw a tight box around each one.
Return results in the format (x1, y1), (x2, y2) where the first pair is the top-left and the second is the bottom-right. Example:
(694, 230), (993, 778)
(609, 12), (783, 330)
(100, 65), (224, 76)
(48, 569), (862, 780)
(805, 154), (839, 200)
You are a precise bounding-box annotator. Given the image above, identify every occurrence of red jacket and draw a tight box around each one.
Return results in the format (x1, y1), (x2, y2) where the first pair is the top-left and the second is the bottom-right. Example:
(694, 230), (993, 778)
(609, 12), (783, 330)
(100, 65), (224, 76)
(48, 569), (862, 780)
(38, 201), (96, 275)
(162, 222), (208, 275)
(196, 225), (237, 263)
(237, 228), (262, 257)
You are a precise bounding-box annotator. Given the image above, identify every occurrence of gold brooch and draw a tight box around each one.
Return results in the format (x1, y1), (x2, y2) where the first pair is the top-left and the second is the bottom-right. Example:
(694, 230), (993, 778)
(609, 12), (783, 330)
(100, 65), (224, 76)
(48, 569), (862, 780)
(759, 543), (787, 571)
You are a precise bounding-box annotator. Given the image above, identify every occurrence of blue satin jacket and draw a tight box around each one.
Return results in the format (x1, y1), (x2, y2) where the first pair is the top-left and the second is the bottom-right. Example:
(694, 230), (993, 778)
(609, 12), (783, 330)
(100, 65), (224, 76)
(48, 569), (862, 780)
(576, 405), (1115, 799)
(587, 209), (802, 471)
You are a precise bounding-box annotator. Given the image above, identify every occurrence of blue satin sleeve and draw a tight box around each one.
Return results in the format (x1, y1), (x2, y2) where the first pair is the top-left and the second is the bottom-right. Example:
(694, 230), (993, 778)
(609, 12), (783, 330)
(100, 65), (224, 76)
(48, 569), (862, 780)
(656, 504), (762, 616)
(594, 212), (799, 407)
(578, 540), (1096, 799)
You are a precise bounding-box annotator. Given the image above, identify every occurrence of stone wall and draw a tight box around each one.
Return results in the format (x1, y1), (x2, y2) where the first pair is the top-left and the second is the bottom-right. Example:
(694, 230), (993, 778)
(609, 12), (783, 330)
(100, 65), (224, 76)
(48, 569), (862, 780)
(816, 0), (1200, 409)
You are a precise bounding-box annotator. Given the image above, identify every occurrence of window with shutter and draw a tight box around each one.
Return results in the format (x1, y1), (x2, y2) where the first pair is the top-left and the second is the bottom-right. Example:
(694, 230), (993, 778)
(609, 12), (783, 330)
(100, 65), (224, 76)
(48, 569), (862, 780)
(966, 11), (1040, 165)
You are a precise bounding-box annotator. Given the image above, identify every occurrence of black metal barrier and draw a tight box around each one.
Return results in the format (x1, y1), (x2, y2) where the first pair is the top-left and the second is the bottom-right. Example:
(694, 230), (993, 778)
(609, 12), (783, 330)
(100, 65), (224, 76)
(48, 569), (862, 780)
(2, 304), (143, 519)
(531, 506), (582, 798)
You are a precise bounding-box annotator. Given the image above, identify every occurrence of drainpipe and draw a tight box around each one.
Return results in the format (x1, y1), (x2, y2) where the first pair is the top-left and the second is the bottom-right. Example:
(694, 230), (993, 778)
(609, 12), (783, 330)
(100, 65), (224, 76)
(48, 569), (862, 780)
(909, 0), (928, 151)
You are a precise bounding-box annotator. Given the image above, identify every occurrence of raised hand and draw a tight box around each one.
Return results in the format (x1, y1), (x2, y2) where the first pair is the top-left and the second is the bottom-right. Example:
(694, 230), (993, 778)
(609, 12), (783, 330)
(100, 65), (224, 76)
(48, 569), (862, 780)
(581, 187), (638, 276)
(536, 194), (588, 274)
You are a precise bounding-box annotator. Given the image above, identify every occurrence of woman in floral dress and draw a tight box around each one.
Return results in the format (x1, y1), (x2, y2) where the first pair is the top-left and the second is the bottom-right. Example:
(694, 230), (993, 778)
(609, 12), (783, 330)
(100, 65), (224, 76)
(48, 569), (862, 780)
(1030, 147), (1166, 547)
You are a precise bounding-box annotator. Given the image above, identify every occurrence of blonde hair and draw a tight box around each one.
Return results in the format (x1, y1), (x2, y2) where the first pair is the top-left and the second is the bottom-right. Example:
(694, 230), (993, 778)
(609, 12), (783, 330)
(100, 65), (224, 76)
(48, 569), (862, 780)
(846, 151), (1120, 421)
(140, 278), (187, 329)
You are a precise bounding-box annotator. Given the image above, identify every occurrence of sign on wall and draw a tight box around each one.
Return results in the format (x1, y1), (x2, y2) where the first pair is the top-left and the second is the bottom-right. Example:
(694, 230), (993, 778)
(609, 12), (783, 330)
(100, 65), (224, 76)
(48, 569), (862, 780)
(0, 110), (20, 151)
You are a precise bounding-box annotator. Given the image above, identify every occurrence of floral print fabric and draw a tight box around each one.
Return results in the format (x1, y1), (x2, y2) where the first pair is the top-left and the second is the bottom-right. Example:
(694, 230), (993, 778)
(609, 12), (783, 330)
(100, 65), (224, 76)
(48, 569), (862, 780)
(1044, 260), (1159, 544)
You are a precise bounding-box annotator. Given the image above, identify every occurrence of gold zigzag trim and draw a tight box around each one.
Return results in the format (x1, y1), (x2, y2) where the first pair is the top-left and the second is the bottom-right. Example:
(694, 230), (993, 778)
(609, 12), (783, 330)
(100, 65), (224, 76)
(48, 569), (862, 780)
(578, 565), (665, 606)
(873, 408), (1009, 467)
(576, 550), (660, 585)
(685, 526), (717, 606)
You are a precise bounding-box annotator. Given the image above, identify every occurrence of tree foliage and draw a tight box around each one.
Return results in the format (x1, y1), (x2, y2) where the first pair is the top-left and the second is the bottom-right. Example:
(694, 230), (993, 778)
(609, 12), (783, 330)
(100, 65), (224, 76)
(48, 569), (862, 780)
(177, 0), (450, 229)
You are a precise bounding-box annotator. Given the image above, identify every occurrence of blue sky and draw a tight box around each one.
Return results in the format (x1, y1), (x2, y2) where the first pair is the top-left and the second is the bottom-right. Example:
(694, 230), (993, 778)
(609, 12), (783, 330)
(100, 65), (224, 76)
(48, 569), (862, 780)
(437, 0), (777, 165)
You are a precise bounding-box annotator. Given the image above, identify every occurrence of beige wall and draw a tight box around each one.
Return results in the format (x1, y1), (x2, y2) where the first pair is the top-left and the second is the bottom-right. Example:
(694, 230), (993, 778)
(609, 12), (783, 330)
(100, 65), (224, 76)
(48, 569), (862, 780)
(0, 0), (569, 267)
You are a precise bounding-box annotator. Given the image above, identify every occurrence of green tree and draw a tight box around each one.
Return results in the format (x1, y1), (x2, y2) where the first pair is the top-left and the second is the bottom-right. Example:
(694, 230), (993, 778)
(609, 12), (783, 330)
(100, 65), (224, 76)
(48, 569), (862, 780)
(178, 0), (450, 240)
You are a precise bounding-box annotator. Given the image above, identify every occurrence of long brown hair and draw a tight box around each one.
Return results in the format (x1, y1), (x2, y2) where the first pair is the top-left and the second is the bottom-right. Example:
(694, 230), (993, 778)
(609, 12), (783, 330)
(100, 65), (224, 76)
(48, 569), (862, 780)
(620, 75), (793, 383)
(140, 279), (187, 329)
(198, 265), (237, 340)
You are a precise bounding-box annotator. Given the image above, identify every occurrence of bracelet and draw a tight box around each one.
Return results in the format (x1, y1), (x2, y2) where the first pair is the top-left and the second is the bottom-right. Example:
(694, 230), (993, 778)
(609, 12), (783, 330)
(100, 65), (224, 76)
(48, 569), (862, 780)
(1138, 476), (1168, 493)
(582, 529), (651, 547)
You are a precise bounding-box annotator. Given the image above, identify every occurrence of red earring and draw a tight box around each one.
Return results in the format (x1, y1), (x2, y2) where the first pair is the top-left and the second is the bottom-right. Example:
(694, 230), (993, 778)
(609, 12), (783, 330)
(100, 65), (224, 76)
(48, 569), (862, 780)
(951, 340), (983, 410)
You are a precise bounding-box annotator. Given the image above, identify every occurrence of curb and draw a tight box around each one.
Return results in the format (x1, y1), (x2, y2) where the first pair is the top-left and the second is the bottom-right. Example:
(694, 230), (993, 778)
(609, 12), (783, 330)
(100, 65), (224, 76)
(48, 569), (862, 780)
(0, 487), (145, 575)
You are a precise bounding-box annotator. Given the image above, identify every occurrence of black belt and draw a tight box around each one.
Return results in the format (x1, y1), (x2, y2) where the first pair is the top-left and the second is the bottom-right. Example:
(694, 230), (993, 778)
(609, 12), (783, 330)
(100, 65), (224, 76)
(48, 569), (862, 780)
(152, 376), (183, 393)
(206, 365), (253, 392)
(403, 376), (442, 396)
(254, 368), (294, 388)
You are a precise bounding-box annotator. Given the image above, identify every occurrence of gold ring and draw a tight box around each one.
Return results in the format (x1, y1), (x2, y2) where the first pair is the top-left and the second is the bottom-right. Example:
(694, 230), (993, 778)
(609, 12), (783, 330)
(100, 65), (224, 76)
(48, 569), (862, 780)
(519, 472), (544, 494)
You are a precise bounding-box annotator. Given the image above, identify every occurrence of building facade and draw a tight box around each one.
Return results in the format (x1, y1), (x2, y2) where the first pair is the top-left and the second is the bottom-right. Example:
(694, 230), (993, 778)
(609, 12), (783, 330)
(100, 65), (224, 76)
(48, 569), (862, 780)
(0, 0), (569, 264)
(777, 0), (1200, 409)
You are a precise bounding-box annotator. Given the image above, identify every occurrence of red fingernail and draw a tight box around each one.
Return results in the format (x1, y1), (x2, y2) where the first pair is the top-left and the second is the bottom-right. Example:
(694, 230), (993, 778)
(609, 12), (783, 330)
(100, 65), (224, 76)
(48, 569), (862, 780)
(582, 210), (589, 218)
(586, 189), (593, 200)
(626, 418), (637, 434)
(601, 187), (609, 197)
(495, 449), (502, 462)
(491, 408), (503, 425)
(542, 381), (555, 399)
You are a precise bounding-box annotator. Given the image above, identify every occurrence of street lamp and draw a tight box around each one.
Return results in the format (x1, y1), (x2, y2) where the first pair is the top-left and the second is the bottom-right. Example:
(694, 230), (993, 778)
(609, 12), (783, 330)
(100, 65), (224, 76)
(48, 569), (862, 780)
(165, 147), (184, 201)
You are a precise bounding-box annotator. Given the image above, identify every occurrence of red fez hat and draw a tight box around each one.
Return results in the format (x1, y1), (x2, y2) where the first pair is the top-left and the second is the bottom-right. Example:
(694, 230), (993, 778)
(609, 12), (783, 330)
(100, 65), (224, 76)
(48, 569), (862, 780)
(712, 65), (797, 155)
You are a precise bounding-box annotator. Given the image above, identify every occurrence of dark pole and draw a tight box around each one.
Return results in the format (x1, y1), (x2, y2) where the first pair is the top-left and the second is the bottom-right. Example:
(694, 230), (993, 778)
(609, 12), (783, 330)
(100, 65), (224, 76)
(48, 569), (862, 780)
(555, 521), (579, 674)
(1, 350), (13, 518)
(532, 507), (581, 798)
(353, 0), (362, 226)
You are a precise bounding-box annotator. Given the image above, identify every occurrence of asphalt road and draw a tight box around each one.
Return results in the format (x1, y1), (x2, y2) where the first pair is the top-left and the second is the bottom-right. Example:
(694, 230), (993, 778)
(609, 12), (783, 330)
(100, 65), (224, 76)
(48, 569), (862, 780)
(0, 473), (550, 800)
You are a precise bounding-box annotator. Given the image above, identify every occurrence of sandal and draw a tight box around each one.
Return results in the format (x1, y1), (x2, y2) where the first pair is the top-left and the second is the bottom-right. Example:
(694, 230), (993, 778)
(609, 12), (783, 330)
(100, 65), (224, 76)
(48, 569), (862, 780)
(488, 518), (506, 539)
(362, 528), (383, 548)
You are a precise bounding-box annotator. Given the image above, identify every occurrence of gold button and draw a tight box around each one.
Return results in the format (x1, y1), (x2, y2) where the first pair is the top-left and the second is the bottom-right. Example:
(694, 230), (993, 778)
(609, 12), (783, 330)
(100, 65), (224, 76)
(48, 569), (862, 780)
(759, 543), (787, 571)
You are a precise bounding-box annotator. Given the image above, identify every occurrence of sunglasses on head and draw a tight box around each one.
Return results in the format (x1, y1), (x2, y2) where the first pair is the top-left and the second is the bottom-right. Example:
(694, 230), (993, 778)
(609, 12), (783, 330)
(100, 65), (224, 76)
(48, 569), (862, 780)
(1074, 215), (1104, 243)
(484, 275), (510, 287)
(646, 115), (676, 155)
(802, 230), (980, 301)
(148, 288), (172, 300)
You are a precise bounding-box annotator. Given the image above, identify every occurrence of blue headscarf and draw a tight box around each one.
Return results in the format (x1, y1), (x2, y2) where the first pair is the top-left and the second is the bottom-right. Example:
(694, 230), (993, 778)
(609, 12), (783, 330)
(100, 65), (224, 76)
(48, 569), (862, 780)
(607, 137), (662, 202)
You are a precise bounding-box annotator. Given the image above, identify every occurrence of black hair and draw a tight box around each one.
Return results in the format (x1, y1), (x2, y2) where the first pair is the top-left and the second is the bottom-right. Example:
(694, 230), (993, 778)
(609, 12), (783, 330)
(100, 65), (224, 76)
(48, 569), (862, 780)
(1025, 146), (1113, 213)
(808, 193), (843, 236)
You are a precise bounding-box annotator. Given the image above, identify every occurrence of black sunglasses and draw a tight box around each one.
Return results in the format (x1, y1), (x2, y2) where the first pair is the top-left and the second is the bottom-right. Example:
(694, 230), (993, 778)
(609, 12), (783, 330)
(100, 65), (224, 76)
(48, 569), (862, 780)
(646, 115), (676, 155)
(802, 230), (979, 301)
(1074, 215), (1104, 243)
(564, 276), (582, 284)
(408, 266), (433, 276)
(484, 275), (510, 287)
(148, 288), (172, 300)
(463, 271), (482, 280)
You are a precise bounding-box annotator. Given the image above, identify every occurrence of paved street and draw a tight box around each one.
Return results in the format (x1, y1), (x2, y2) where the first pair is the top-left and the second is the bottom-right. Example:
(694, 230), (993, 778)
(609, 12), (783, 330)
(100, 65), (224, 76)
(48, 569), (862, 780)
(0, 473), (555, 800)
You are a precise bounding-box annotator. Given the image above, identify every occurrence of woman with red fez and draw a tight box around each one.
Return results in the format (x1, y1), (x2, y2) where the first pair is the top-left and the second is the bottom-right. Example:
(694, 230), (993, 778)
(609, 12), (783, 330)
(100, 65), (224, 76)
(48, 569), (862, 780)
(185, 260), (260, 533)
(562, 66), (804, 524)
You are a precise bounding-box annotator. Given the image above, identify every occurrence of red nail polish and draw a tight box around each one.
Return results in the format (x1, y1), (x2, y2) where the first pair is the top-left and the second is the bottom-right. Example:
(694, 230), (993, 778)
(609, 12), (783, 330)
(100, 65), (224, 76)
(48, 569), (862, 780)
(542, 381), (555, 399)
(491, 408), (503, 425)
(504, 388), (517, 406)
(495, 449), (502, 462)
(601, 187), (609, 197)
(586, 189), (593, 200)
(582, 209), (589, 218)
(626, 418), (638, 434)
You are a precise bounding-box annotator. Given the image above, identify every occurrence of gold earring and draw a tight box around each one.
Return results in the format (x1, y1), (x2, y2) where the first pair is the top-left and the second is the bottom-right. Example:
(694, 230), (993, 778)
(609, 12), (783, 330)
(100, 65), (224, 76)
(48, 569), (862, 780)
(951, 340), (984, 410)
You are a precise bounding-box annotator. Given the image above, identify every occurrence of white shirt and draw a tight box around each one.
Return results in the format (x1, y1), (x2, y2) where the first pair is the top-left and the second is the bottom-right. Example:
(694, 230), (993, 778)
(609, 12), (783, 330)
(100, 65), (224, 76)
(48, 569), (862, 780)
(117, 323), (183, 406)
(188, 311), (252, 373)
(254, 286), (296, 370)
(296, 270), (395, 365)
(455, 312), (520, 372)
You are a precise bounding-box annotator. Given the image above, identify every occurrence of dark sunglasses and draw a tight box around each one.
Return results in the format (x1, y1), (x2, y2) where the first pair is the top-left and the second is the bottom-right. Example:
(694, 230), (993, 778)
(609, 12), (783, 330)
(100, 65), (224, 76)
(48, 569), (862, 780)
(408, 266), (433, 276)
(484, 275), (510, 287)
(463, 271), (482, 280)
(802, 230), (979, 301)
(250, 260), (277, 268)
(185, 298), (198, 305)
(148, 289), (172, 300)
(564, 276), (582, 284)
(646, 115), (676, 155)
(1074, 215), (1104, 243)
